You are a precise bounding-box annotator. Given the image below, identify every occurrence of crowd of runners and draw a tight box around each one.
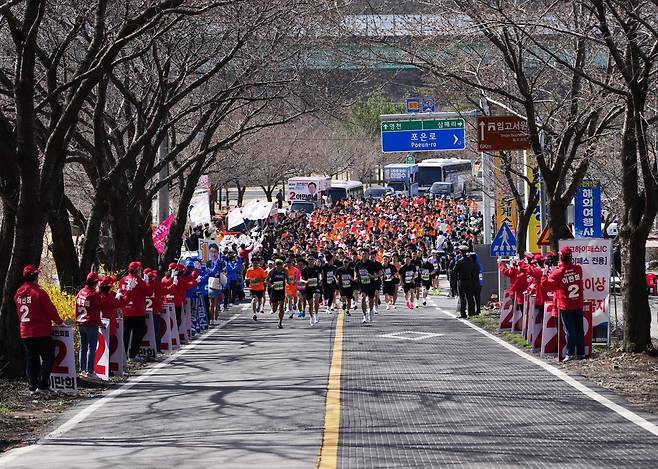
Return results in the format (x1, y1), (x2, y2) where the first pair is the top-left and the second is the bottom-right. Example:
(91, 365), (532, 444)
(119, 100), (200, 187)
(13, 194), (485, 390)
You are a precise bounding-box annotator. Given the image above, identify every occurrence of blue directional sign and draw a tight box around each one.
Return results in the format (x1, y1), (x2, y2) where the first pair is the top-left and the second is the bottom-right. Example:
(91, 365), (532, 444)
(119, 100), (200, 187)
(406, 97), (421, 113)
(490, 222), (517, 257)
(422, 96), (436, 113)
(574, 181), (601, 238)
(381, 118), (466, 153)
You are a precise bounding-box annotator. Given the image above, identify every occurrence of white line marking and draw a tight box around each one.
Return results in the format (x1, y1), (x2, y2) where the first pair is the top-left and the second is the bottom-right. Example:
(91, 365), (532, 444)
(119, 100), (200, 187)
(0, 313), (241, 466)
(432, 304), (658, 437)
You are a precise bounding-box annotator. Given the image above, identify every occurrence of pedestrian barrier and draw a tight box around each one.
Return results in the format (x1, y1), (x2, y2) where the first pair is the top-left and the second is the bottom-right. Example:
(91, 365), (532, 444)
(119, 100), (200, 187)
(93, 319), (111, 381)
(109, 317), (125, 376)
(497, 289), (514, 331)
(531, 301), (543, 353)
(521, 293), (531, 340)
(159, 305), (174, 352)
(140, 309), (157, 359)
(511, 302), (523, 334)
(540, 302), (558, 357)
(524, 294), (535, 344)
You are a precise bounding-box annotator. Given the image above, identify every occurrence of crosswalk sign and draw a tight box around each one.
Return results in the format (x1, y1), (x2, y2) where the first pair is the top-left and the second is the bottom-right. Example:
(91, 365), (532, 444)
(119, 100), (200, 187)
(490, 222), (517, 257)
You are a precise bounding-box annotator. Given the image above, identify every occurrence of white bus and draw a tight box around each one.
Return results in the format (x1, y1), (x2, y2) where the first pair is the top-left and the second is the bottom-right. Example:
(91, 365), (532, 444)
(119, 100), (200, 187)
(328, 180), (364, 202)
(417, 158), (473, 195)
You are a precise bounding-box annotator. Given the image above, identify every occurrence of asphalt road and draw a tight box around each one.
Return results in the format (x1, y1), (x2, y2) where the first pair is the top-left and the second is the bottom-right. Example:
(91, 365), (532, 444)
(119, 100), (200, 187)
(2, 295), (658, 468)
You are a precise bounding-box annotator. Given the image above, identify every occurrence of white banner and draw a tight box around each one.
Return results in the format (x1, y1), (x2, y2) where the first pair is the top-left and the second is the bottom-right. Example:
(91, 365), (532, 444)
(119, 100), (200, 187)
(50, 325), (77, 392)
(189, 191), (211, 226)
(558, 238), (612, 344)
(94, 319), (111, 381)
(227, 207), (245, 230)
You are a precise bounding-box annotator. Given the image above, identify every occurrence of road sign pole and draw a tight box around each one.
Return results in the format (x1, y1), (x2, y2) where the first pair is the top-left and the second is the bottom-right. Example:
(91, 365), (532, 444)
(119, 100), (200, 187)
(482, 150), (492, 244)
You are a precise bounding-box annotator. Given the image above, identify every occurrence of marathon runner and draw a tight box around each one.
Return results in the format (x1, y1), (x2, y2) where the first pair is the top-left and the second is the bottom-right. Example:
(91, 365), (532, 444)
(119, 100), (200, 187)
(268, 259), (288, 329)
(245, 256), (267, 321)
(336, 257), (354, 316)
(322, 253), (338, 314)
(301, 255), (322, 326)
(381, 253), (399, 309)
(399, 254), (417, 310)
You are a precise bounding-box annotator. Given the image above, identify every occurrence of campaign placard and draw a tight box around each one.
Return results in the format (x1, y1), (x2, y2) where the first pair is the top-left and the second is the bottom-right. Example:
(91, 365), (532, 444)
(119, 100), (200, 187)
(140, 308), (157, 359)
(559, 238), (612, 344)
(94, 319), (111, 381)
(50, 325), (77, 392)
(160, 304), (174, 352)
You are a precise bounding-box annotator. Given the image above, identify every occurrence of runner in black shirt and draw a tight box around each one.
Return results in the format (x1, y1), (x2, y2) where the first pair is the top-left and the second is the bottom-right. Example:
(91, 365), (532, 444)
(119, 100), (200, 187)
(268, 259), (288, 328)
(336, 258), (354, 316)
(354, 249), (378, 324)
(412, 251), (423, 308)
(322, 254), (338, 313)
(368, 250), (383, 315)
(301, 255), (322, 326)
(419, 258), (434, 306)
(381, 254), (399, 309)
(399, 254), (417, 310)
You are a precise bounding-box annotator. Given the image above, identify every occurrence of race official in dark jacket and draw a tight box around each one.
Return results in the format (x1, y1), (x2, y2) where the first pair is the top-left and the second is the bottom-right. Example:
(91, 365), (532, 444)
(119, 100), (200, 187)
(452, 245), (476, 318)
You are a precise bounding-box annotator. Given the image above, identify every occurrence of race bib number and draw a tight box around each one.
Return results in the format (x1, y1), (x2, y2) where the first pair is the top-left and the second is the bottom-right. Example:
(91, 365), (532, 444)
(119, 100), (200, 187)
(359, 269), (370, 284)
(273, 281), (284, 291)
(308, 278), (318, 287)
(326, 272), (334, 284)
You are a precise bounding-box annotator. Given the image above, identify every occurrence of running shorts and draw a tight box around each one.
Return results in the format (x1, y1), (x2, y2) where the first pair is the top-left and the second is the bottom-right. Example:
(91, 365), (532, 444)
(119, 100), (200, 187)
(403, 283), (415, 293)
(250, 289), (264, 299)
(382, 283), (396, 296)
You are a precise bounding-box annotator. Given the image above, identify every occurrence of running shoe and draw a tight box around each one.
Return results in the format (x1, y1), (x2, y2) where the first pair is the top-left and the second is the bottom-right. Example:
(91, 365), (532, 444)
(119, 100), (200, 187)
(407, 302), (413, 310)
(385, 304), (390, 311)
(278, 323), (283, 329)
(288, 311), (294, 319)
(315, 315), (320, 324)
(252, 314), (258, 321)
(346, 310), (351, 316)
(309, 315), (314, 326)
(297, 310), (303, 318)
(423, 300), (427, 306)
(362, 316), (367, 324)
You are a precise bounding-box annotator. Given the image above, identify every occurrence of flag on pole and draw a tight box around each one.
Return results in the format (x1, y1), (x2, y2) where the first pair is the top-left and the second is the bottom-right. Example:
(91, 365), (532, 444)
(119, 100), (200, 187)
(152, 214), (175, 254)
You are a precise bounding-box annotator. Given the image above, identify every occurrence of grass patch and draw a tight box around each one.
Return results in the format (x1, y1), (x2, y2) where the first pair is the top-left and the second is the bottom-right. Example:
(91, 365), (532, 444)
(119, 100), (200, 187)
(468, 310), (531, 349)
(0, 404), (11, 414)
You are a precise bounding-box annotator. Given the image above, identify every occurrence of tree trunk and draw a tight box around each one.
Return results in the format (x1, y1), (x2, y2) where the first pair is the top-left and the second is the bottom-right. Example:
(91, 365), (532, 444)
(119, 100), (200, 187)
(236, 181), (246, 207)
(160, 158), (206, 270)
(619, 232), (652, 351)
(548, 197), (569, 252)
(80, 179), (110, 274)
(0, 199), (16, 295)
(49, 201), (83, 291)
(516, 207), (533, 255)
(261, 185), (274, 202)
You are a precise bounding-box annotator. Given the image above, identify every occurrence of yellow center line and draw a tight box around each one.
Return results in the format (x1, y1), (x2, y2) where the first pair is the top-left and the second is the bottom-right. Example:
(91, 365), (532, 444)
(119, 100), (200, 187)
(317, 309), (345, 469)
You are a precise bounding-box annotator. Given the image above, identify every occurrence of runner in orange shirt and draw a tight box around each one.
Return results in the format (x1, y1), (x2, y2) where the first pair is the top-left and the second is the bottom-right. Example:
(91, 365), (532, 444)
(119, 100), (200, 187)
(245, 256), (268, 321)
(285, 258), (300, 318)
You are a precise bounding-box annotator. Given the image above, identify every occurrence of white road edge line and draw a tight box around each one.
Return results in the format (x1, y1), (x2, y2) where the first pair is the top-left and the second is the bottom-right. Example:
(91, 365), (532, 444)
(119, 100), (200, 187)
(0, 313), (241, 466)
(430, 301), (658, 437)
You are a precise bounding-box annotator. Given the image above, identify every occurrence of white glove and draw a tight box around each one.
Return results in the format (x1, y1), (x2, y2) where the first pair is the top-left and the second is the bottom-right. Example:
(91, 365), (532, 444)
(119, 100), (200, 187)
(115, 291), (123, 300)
(173, 276), (179, 286)
(194, 261), (200, 269)
(143, 275), (150, 283)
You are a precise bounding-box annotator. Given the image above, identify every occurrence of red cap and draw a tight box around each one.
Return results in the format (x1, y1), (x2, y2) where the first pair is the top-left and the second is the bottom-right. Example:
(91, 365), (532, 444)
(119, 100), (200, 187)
(168, 262), (177, 270)
(143, 268), (152, 274)
(533, 254), (543, 262)
(176, 264), (186, 272)
(128, 261), (142, 273)
(146, 270), (157, 280)
(22, 265), (40, 277)
(99, 276), (115, 287)
(560, 247), (572, 256)
(86, 272), (99, 283)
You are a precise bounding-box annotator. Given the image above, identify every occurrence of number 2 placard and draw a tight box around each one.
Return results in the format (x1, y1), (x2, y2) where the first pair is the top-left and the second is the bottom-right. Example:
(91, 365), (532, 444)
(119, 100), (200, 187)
(50, 325), (77, 392)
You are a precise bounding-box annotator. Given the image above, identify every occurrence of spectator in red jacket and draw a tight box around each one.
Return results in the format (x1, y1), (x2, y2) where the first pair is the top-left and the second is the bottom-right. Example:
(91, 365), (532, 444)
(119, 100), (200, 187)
(99, 275), (126, 322)
(119, 261), (154, 361)
(522, 255), (547, 321)
(76, 272), (105, 378)
(161, 263), (188, 328)
(145, 268), (175, 354)
(541, 247), (585, 361)
(14, 265), (64, 394)
(499, 259), (530, 318)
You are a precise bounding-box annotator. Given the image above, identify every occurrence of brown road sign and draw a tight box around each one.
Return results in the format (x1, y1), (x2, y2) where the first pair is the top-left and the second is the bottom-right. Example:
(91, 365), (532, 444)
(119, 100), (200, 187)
(477, 116), (530, 151)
